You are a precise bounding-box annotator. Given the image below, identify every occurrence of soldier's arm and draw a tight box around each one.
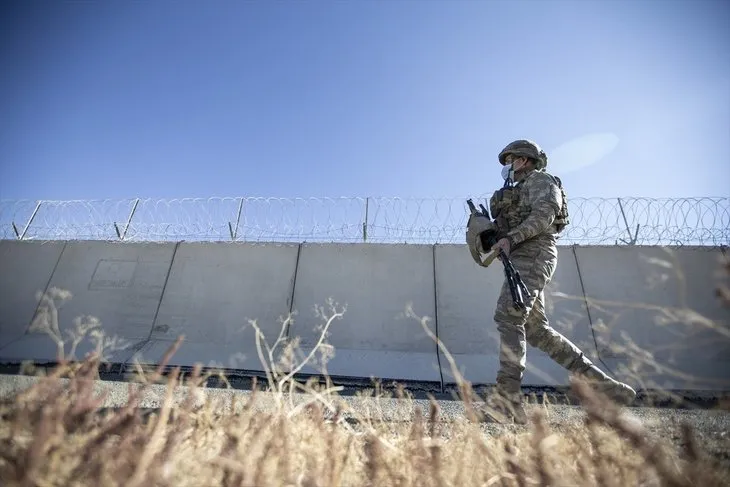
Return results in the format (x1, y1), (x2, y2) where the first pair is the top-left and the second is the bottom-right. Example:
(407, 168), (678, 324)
(506, 173), (562, 247)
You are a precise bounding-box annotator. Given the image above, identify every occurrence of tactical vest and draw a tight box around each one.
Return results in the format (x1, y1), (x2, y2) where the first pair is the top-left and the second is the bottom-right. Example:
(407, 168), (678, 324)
(552, 174), (570, 233)
(489, 171), (570, 238)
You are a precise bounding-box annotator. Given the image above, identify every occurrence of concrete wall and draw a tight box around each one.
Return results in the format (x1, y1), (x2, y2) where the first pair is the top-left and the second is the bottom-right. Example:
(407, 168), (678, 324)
(290, 243), (440, 382)
(130, 242), (300, 372)
(0, 241), (66, 350)
(0, 241), (175, 364)
(575, 246), (730, 391)
(0, 240), (727, 393)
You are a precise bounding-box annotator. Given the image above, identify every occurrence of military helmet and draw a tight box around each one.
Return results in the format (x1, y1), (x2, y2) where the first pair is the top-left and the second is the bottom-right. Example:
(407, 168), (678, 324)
(498, 139), (548, 170)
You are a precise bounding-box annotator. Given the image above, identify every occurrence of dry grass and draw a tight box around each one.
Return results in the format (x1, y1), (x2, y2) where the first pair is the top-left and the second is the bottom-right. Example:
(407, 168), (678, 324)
(0, 346), (728, 487)
(0, 251), (728, 486)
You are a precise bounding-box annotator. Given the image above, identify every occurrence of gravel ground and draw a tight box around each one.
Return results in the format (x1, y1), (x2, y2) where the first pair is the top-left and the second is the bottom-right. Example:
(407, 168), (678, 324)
(2, 373), (728, 466)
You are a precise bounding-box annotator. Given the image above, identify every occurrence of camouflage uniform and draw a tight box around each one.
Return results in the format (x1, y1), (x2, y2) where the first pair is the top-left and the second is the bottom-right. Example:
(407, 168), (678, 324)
(476, 140), (636, 424)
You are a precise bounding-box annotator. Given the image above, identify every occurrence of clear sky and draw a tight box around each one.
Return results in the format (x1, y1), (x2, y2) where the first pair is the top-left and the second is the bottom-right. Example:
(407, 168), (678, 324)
(1, 0), (728, 202)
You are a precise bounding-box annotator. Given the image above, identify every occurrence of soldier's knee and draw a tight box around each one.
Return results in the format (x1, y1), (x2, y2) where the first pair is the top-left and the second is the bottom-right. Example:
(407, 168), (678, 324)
(494, 306), (527, 326)
(494, 311), (529, 342)
(525, 326), (548, 347)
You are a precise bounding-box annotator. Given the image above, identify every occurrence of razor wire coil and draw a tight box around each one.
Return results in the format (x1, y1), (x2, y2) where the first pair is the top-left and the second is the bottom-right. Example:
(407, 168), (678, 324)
(0, 196), (728, 247)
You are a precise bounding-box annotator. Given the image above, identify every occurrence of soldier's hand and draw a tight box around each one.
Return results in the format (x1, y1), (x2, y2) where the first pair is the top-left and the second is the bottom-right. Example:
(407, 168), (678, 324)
(492, 237), (511, 257)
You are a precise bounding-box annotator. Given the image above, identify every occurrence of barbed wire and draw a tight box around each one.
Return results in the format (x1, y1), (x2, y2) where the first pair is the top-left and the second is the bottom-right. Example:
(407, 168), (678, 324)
(0, 196), (728, 246)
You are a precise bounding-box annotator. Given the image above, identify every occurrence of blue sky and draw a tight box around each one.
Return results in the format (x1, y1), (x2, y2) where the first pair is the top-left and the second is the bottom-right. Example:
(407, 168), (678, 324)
(1, 0), (728, 203)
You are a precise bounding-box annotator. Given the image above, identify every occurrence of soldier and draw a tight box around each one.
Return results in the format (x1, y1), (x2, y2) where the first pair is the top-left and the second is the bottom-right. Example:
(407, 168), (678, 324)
(468, 139), (637, 424)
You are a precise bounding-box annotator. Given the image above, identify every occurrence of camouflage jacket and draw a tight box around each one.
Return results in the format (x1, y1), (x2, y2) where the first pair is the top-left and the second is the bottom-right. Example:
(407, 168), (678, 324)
(489, 169), (567, 248)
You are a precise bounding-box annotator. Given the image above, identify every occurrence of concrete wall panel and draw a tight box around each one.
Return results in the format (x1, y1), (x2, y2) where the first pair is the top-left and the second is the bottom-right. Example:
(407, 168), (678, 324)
(0, 241), (175, 364)
(288, 243), (440, 382)
(0, 241), (66, 349)
(575, 246), (730, 391)
(128, 242), (299, 372)
(434, 244), (597, 386)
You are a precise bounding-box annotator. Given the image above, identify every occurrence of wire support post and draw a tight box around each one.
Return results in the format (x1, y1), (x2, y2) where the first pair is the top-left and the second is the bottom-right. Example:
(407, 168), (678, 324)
(228, 197), (244, 241)
(11, 200), (42, 240)
(362, 197), (369, 242)
(616, 197), (640, 245)
(114, 198), (139, 241)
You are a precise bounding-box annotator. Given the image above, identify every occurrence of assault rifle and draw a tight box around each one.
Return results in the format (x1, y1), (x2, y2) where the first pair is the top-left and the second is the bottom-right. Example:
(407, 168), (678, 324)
(467, 199), (531, 311)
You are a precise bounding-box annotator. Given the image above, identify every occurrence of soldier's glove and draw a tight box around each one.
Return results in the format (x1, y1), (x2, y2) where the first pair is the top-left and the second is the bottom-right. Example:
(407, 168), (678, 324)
(491, 237), (511, 258)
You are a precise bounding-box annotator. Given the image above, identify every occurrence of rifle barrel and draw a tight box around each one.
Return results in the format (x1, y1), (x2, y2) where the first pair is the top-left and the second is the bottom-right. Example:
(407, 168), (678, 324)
(467, 199), (477, 214)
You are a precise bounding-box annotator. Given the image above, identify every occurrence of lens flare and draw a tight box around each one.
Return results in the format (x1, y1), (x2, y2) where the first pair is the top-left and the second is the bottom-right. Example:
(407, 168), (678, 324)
(549, 133), (620, 173)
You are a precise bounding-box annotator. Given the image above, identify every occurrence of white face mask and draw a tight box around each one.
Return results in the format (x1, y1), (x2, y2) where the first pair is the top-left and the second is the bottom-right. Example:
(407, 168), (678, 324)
(501, 164), (513, 181)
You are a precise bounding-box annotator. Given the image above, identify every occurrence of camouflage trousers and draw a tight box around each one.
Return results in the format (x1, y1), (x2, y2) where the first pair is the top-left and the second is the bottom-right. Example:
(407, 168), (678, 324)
(492, 238), (592, 397)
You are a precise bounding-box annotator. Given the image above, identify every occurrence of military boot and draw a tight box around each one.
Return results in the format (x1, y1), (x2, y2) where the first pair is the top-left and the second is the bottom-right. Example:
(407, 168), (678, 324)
(572, 363), (637, 406)
(479, 387), (528, 425)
